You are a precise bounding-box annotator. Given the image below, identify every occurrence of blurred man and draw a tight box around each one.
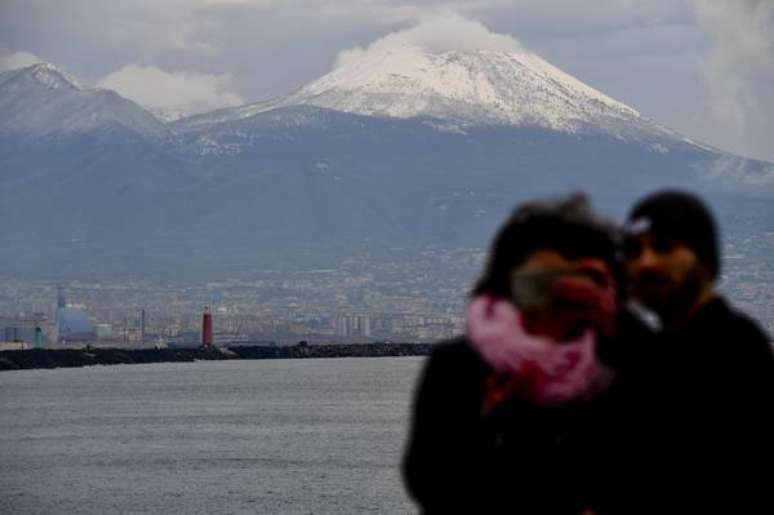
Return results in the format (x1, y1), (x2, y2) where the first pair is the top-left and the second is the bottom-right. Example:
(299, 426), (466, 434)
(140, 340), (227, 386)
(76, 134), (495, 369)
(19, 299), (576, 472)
(619, 191), (773, 513)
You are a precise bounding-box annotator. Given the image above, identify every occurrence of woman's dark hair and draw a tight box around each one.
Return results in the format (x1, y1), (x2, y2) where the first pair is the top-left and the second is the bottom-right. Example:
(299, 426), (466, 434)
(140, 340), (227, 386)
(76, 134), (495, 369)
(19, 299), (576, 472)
(472, 194), (620, 298)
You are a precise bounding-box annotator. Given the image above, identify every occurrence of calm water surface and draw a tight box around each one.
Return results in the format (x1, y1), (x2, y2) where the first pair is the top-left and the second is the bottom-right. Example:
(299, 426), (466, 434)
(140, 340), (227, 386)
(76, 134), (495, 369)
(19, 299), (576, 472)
(0, 357), (426, 514)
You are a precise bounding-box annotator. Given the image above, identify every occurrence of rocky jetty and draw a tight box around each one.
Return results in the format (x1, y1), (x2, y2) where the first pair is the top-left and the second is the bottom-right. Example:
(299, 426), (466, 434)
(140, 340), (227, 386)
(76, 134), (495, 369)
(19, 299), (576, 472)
(0, 343), (433, 372)
(229, 342), (433, 360)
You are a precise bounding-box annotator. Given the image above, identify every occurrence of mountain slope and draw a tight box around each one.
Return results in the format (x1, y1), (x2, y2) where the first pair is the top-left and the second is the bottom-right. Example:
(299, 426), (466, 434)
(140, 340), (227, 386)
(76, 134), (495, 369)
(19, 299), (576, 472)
(1, 51), (773, 280)
(0, 64), (198, 280)
(0, 64), (170, 142)
(173, 45), (773, 193)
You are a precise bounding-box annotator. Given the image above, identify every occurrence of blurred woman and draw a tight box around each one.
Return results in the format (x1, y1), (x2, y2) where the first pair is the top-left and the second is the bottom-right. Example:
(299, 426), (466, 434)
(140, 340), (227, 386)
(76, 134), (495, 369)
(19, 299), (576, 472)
(403, 195), (627, 514)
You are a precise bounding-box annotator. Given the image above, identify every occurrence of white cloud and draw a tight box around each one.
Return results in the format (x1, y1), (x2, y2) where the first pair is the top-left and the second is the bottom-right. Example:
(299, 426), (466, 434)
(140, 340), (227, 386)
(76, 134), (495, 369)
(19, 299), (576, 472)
(693, 0), (774, 159)
(0, 51), (44, 71)
(335, 13), (523, 68)
(97, 65), (244, 120)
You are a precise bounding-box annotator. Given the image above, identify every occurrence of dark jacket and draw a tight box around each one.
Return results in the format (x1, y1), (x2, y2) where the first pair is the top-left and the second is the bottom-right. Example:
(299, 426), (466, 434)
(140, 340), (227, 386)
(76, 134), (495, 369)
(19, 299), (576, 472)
(402, 337), (625, 514)
(602, 297), (774, 514)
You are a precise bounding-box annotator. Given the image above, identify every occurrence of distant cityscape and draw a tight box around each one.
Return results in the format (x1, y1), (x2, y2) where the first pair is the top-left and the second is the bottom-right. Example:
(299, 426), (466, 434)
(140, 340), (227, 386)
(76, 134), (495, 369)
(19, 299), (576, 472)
(0, 247), (484, 350)
(1, 234), (772, 350)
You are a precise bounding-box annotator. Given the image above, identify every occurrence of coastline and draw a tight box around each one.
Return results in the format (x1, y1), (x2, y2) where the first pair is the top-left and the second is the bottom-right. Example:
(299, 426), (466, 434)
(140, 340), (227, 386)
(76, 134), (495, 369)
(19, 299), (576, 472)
(0, 343), (433, 372)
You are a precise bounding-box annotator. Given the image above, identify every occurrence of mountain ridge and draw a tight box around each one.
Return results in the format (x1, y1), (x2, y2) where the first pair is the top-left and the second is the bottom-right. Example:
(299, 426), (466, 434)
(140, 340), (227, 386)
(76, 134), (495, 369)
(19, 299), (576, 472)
(0, 64), (170, 142)
(1, 52), (773, 280)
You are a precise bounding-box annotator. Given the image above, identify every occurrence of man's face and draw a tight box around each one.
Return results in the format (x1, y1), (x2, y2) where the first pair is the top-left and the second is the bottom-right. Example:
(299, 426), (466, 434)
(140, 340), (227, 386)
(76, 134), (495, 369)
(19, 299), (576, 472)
(625, 233), (706, 320)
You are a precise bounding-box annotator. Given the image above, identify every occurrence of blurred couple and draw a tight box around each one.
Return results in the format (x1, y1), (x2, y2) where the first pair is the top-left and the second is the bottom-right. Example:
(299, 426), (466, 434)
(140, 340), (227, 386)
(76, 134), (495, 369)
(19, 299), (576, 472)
(403, 191), (773, 514)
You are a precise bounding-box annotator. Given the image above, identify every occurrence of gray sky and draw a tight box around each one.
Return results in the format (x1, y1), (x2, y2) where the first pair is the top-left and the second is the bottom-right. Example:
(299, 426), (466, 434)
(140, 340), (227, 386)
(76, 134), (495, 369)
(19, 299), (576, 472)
(1, 0), (772, 162)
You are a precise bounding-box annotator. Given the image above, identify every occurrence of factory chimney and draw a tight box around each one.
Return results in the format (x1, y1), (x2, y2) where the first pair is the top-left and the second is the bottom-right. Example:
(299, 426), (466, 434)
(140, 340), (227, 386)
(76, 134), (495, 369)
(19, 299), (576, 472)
(141, 309), (146, 345)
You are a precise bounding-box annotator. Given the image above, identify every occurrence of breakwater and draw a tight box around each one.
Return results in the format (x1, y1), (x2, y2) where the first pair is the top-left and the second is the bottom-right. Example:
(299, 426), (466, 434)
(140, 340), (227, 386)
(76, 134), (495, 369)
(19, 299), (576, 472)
(0, 343), (433, 372)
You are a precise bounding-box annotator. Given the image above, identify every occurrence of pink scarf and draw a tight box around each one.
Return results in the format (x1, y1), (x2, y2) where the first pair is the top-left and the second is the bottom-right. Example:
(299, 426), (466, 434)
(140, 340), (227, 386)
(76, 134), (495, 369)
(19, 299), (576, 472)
(467, 295), (613, 407)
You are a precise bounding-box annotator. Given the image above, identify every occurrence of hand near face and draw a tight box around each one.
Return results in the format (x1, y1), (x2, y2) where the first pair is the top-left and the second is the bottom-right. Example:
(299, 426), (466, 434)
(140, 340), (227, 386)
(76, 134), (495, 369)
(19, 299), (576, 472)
(513, 251), (618, 340)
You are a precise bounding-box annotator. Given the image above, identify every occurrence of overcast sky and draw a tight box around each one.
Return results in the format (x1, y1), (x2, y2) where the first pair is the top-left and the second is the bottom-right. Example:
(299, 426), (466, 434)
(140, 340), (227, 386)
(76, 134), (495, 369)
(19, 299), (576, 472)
(1, 0), (772, 162)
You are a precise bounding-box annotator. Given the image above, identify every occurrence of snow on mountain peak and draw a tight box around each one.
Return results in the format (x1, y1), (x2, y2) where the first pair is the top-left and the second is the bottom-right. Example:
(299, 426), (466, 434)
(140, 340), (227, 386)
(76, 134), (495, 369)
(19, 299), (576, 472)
(176, 17), (648, 135)
(288, 45), (640, 130)
(311, 16), (641, 130)
(25, 63), (81, 90)
(0, 63), (169, 141)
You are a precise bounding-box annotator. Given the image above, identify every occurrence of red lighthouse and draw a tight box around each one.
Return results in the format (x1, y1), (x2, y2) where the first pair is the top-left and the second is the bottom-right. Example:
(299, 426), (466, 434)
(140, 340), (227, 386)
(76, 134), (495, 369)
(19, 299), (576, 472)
(202, 306), (213, 348)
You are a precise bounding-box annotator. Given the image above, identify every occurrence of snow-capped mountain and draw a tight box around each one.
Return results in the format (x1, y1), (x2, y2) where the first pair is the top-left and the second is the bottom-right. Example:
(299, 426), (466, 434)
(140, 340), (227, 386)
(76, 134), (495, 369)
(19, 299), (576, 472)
(173, 44), (774, 192)
(1, 52), (774, 281)
(0, 63), (170, 142)
(176, 45), (664, 139)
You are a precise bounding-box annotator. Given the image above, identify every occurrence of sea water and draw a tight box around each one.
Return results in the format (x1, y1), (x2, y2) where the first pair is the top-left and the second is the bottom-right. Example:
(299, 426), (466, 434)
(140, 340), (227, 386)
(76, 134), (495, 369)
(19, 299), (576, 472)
(0, 357), (426, 514)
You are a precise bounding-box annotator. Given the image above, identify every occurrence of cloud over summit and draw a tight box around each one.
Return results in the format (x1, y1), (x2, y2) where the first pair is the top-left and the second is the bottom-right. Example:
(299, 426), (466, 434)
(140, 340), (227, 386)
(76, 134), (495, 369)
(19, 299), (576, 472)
(97, 65), (244, 120)
(0, 51), (44, 71)
(335, 15), (524, 68)
(693, 0), (774, 160)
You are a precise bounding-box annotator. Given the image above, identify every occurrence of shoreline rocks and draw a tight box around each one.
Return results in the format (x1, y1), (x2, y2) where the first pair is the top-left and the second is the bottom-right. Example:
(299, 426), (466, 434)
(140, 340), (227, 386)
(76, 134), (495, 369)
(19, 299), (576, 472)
(0, 343), (433, 372)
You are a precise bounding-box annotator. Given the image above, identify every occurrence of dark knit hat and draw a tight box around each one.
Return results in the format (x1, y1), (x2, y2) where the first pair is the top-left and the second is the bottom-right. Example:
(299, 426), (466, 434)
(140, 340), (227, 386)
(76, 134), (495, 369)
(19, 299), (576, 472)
(626, 191), (720, 279)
